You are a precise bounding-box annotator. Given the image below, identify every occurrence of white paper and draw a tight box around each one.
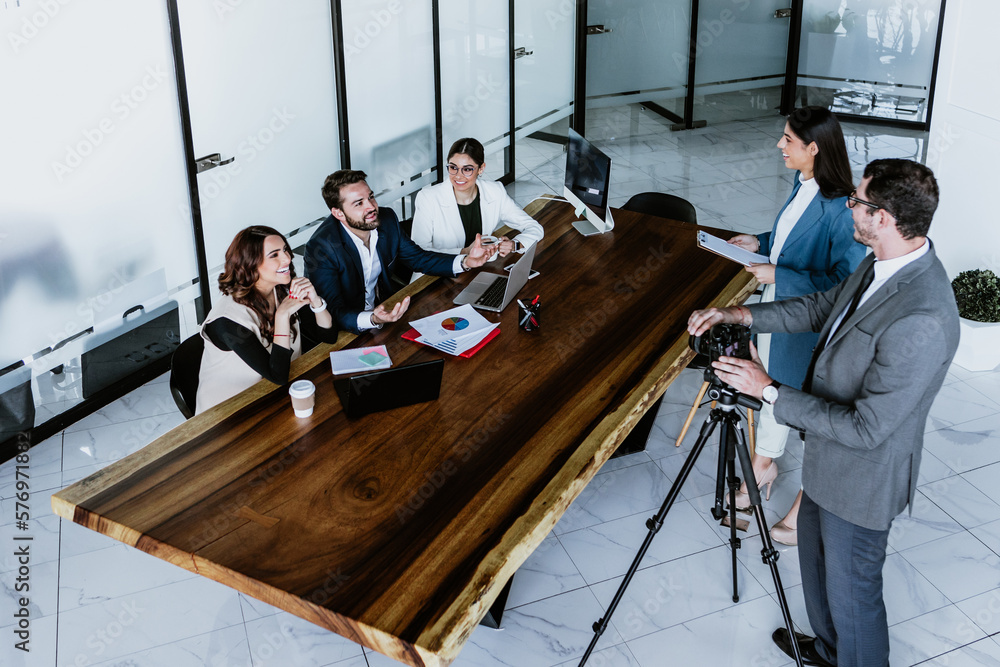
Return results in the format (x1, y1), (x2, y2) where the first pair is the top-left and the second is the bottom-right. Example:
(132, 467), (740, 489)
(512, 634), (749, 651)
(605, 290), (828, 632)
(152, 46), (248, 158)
(409, 304), (494, 345)
(697, 231), (769, 266)
(416, 323), (498, 356)
(329, 345), (392, 375)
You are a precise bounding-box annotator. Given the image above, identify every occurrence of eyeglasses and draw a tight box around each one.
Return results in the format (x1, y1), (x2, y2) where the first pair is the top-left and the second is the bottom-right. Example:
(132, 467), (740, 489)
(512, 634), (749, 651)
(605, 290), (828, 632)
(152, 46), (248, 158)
(447, 163), (478, 176)
(847, 190), (881, 211)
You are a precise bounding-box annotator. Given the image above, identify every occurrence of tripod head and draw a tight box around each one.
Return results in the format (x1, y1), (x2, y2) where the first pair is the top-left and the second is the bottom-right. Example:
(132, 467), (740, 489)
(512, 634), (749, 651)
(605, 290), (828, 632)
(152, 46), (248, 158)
(703, 369), (763, 412)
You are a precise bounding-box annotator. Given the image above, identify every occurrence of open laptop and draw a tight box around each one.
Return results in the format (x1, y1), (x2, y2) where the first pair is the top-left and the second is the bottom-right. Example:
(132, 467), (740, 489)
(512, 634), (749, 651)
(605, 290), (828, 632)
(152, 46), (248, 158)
(333, 359), (444, 417)
(453, 242), (536, 312)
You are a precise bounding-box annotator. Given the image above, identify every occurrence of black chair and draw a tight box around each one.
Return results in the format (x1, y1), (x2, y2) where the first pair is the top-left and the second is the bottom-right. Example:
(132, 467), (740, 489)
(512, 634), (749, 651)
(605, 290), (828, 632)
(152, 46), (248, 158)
(169, 334), (205, 419)
(622, 192), (698, 225)
(389, 217), (415, 292)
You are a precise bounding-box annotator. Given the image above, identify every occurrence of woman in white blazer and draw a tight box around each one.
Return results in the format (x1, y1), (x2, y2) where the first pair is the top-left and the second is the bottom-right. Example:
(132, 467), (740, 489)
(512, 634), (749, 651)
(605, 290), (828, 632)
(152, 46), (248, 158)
(411, 138), (544, 258)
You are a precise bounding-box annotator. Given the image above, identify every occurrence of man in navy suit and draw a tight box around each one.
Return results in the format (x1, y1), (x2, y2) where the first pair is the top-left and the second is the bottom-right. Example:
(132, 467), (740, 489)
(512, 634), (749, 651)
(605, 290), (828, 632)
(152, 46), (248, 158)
(689, 159), (959, 667)
(305, 170), (494, 333)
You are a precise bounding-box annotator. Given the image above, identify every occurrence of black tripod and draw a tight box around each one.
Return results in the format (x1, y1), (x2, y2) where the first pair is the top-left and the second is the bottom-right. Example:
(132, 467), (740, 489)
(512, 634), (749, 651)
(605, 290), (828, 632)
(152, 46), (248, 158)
(579, 379), (804, 667)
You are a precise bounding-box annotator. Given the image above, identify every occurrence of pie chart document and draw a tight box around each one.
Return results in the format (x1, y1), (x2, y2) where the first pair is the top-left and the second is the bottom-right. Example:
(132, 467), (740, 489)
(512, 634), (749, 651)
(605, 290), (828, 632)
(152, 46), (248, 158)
(409, 304), (495, 345)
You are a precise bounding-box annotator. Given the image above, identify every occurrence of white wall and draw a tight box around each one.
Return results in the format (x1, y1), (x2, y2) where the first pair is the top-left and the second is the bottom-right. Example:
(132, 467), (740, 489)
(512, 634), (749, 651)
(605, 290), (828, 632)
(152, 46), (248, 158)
(927, 0), (1000, 278)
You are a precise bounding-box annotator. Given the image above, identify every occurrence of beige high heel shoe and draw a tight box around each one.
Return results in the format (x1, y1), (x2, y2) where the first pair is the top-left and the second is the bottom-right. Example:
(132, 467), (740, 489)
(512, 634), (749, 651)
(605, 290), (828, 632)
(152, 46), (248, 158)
(770, 520), (797, 546)
(732, 461), (778, 510)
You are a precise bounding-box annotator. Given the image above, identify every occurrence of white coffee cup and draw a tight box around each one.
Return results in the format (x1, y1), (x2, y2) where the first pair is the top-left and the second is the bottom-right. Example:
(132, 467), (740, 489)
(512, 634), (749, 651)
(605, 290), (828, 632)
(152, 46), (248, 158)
(288, 380), (316, 418)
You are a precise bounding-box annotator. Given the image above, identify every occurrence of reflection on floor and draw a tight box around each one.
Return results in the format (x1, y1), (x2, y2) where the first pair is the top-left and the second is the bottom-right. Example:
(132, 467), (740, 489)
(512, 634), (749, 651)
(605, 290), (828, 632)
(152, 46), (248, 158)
(4, 107), (998, 667)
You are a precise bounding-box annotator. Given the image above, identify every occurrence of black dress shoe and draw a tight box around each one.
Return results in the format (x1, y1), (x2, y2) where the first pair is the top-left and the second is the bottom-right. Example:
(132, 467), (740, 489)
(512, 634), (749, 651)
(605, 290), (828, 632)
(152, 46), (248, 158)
(771, 627), (836, 667)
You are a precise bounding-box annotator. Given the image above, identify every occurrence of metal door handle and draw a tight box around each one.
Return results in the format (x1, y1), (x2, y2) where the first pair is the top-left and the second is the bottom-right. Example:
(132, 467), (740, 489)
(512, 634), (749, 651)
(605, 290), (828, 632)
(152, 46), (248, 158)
(514, 46), (534, 59)
(587, 25), (612, 35)
(195, 153), (236, 174)
(774, 8), (792, 19)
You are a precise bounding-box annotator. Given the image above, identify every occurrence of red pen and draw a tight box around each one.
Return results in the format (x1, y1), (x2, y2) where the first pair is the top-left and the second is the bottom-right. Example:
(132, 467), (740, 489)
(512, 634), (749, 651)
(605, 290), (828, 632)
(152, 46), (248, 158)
(530, 294), (540, 306)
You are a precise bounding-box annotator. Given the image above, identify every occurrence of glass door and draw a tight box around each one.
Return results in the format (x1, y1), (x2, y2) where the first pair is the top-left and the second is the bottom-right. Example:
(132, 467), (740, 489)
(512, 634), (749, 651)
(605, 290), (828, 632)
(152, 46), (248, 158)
(797, 0), (944, 124)
(508, 0), (578, 202)
(440, 0), (512, 184)
(175, 0), (341, 282)
(694, 0), (793, 123)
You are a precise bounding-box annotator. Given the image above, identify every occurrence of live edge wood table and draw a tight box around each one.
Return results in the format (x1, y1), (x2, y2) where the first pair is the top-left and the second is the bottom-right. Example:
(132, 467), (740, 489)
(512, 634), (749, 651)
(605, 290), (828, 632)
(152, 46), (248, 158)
(52, 198), (755, 667)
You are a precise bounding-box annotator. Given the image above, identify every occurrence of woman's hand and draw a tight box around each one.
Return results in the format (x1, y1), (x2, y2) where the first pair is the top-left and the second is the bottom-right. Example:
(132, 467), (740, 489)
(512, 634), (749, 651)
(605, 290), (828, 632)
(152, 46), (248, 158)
(287, 277), (323, 309)
(727, 234), (760, 252)
(496, 236), (515, 257)
(745, 263), (776, 285)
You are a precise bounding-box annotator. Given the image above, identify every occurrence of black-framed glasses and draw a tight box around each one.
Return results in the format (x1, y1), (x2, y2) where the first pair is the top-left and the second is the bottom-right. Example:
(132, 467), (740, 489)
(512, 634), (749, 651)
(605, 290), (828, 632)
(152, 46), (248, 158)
(447, 163), (477, 176)
(847, 190), (881, 211)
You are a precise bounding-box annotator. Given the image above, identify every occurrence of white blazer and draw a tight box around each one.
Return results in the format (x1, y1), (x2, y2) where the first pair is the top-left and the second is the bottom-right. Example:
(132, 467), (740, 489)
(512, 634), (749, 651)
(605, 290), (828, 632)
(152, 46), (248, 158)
(411, 180), (544, 255)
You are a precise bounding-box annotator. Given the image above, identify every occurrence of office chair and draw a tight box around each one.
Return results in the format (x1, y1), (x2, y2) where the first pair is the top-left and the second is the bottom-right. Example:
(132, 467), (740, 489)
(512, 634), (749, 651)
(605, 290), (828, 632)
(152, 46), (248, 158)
(169, 334), (205, 419)
(620, 192), (756, 455)
(622, 192), (698, 225)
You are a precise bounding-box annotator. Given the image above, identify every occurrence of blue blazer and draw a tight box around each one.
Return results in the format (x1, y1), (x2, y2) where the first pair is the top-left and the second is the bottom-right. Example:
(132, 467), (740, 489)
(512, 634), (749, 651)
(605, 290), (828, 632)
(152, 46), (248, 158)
(304, 208), (456, 333)
(756, 175), (866, 390)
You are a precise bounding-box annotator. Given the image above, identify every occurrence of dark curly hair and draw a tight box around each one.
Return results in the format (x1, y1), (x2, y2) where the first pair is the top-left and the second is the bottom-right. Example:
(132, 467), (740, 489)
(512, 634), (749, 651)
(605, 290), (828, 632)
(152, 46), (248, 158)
(217, 225), (297, 344)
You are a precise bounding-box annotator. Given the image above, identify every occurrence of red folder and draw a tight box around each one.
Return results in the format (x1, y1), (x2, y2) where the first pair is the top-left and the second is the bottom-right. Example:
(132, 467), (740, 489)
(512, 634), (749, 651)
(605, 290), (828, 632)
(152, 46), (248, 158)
(401, 326), (499, 358)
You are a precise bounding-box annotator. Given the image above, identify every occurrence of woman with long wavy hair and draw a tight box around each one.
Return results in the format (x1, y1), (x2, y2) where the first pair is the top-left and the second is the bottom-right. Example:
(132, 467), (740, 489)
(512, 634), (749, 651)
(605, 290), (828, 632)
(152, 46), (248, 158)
(196, 225), (337, 414)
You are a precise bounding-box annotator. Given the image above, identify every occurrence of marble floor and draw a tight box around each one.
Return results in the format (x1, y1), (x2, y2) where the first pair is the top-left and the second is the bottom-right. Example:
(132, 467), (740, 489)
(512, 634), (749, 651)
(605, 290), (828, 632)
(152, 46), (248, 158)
(4, 106), (999, 667)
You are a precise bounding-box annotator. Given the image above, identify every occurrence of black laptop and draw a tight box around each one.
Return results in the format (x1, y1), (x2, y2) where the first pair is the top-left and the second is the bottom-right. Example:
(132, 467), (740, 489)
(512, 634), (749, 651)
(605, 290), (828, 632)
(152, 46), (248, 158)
(333, 359), (444, 417)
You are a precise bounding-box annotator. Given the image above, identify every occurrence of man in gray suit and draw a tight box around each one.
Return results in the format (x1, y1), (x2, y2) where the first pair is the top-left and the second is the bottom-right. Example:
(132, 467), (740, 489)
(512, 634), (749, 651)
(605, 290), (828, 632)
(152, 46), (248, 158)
(688, 159), (959, 667)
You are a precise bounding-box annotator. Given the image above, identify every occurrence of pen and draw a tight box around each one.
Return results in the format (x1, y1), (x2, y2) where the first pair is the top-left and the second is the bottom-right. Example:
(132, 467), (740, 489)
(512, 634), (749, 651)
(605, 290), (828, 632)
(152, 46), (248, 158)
(516, 299), (528, 310)
(530, 294), (540, 306)
(519, 311), (533, 326)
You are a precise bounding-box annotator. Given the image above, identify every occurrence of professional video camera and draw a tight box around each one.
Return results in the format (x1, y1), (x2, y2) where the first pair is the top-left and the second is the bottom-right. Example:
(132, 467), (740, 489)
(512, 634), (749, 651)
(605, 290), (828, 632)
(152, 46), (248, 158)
(689, 323), (752, 388)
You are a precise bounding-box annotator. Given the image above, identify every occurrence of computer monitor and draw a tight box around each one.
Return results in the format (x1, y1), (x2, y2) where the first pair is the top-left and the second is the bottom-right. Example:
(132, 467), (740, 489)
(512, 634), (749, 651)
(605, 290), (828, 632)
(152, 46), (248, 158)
(563, 128), (615, 236)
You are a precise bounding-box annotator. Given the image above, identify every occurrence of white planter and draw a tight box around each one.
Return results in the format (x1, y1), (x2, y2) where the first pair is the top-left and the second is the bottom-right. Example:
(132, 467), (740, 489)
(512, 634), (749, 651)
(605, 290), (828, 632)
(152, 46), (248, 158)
(953, 317), (1000, 372)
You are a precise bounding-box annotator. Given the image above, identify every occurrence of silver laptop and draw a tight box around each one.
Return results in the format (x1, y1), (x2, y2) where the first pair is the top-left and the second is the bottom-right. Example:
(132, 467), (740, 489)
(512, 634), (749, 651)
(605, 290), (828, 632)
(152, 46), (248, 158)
(453, 242), (537, 312)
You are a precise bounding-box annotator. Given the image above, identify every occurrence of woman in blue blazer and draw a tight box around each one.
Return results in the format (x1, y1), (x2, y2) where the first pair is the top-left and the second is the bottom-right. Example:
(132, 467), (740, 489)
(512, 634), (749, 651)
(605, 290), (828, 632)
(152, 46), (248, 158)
(728, 107), (866, 544)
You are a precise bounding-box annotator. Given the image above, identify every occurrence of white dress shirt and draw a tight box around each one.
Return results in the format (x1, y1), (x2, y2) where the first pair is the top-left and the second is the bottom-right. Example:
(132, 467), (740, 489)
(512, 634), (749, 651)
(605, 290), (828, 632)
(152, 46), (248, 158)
(769, 174), (820, 263)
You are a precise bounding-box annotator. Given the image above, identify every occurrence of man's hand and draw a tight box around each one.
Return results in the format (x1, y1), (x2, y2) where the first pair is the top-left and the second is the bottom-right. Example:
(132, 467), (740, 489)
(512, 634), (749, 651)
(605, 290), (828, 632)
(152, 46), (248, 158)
(687, 306), (751, 336)
(746, 262), (776, 285)
(463, 234), (494, 269)
(727, 233), (760, 252)
(371, 295), (410, 326)
(711, 342), (771, 400)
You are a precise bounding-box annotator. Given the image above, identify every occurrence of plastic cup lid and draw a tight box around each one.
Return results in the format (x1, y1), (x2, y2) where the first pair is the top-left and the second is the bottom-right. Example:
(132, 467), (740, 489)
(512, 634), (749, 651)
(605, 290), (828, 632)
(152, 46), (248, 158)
(288, 380), (315, 398)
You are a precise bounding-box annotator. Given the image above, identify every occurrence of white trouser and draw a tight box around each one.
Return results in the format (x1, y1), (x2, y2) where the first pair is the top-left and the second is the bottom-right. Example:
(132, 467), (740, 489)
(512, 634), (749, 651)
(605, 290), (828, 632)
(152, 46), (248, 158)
(754, 283), (791, 459)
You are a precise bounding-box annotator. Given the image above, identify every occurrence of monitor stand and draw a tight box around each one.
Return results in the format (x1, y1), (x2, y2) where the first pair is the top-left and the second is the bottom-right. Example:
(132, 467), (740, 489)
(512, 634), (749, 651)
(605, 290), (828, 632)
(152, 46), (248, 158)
(564, 186), (615, 237)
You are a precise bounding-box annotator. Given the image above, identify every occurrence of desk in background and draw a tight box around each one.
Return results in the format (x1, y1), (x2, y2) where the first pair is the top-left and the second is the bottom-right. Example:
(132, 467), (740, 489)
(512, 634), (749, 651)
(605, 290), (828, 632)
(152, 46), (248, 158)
(52, 198), (756, 667)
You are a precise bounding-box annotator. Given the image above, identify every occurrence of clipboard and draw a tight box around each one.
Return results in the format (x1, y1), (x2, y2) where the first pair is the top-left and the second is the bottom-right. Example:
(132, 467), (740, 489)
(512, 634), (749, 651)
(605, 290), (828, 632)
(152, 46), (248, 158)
(697, 231), (769, 266)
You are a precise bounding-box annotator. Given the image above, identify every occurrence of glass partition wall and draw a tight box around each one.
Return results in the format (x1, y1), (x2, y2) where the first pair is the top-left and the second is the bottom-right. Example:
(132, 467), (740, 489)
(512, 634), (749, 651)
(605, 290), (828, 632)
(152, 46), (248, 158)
(0, 2), (197, 439)
(797, 0), (945, 124)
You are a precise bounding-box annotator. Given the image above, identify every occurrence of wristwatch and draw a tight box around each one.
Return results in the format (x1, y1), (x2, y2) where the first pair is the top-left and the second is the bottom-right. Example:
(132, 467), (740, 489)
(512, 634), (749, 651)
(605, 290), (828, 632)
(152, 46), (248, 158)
(762, 380), (781, 406)
(512, 238), (522, 253)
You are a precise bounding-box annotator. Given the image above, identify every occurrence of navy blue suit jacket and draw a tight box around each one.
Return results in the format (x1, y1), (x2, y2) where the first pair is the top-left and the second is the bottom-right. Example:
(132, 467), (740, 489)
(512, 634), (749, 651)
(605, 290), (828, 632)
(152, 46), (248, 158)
(304, 208), (456, 333)
(755, 175), (866, 389)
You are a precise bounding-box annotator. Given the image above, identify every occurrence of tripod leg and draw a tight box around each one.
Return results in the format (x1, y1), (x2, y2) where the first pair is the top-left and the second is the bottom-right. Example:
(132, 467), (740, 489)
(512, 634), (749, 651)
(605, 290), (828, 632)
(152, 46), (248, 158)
(674, 381), (709, 447)
(747, 408), (756, 459)
(579, 413), (721, 667)
(724, 422), (741, 603)
(731, 419), (805, 667)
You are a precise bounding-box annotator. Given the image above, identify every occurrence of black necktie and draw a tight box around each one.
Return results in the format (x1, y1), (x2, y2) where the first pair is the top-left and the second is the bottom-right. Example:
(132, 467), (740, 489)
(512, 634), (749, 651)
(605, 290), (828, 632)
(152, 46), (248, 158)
(802, 261), (876, 394)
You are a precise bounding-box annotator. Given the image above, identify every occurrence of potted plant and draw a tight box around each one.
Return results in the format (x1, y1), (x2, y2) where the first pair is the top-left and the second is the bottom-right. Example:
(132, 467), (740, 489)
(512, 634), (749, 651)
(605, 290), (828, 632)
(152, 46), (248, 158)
(952, 269), (1000, 371)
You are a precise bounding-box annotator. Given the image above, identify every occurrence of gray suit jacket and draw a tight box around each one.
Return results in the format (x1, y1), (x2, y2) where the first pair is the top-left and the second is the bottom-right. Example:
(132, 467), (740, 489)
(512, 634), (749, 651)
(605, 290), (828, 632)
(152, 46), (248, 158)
(749, 241), (959, 530)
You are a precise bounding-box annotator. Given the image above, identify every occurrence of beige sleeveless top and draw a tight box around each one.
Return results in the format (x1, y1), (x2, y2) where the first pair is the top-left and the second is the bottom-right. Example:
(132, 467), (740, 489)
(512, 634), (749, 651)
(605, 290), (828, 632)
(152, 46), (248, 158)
(195, 294), (302, 414)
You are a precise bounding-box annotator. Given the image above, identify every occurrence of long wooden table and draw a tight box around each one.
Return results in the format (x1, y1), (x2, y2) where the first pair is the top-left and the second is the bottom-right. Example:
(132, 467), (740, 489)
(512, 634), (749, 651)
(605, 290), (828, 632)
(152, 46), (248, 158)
(52, 198), (755, 667)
